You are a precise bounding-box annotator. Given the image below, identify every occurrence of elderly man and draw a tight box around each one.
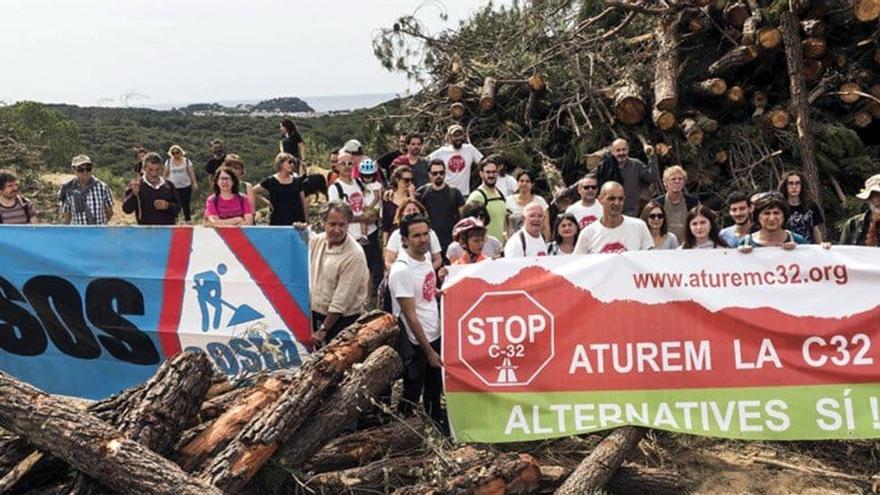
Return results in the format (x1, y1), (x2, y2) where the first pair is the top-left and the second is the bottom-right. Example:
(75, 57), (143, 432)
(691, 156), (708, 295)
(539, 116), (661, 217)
(651, 165), (699, 241)
(308, 200), (370, 346)
(504, 202), (547, 257)
(122, 152), (180, 225)
(428, 124), (484, 196)
(596, 138), (659, 217)
(840, 174), (880, 246)
(574, 181), (653, 254)
(59, 154), (114, 225)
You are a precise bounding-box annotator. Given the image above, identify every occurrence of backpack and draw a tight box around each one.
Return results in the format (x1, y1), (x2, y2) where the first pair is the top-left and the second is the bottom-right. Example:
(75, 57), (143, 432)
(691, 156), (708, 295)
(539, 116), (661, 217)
(0, 196), (33, 224)
(333, 179), (365, 202)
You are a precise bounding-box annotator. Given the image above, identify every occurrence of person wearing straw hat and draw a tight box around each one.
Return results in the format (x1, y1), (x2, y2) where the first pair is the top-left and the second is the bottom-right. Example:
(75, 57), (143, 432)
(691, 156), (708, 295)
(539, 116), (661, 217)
(840, 174), (880, 246)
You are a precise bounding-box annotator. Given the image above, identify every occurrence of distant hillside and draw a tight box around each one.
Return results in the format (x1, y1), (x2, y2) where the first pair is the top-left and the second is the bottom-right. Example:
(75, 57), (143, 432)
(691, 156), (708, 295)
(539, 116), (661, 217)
(176, 97), (314, 115)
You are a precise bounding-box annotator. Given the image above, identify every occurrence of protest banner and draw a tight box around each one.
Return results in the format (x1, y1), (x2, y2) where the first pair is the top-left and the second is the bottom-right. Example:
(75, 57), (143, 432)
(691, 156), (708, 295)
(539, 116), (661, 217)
(442, 247), (880, 443)
(0, 226), (310, 399)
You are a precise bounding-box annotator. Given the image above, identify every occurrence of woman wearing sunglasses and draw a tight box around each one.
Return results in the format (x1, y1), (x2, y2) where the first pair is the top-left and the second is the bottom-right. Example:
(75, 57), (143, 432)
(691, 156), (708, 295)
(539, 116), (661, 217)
(640, 200), (678, 249)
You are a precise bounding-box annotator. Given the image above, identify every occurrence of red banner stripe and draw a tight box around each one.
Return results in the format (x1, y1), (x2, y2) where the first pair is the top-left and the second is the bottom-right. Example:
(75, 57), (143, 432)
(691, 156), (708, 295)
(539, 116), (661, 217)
(216, 228), (311, 345)
(157, 227), (193, 357)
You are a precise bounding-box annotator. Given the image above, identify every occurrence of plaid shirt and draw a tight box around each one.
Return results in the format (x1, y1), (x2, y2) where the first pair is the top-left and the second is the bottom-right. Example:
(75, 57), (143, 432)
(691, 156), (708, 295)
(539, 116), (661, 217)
(59, 178), (114, 225)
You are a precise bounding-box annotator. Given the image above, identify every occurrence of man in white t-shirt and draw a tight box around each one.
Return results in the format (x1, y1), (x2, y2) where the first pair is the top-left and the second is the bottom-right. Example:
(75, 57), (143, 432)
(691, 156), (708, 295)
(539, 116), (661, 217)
(327, 152), (382, 292)
(565, 175), (603, 229)
(389, 214), (446, 430)
(574, 181), (653, 254)
(427, 124), (483, 196)
(504, 202), (548, 257)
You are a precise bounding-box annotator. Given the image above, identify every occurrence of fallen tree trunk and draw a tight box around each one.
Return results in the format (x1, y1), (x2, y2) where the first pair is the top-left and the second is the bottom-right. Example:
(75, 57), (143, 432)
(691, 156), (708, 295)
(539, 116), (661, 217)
(0, 371), (221, 495)
(653, 14), (680, 113)
(613, 80), (647, 125)
(708, 45), (757, 75)
(757, 27), (782, 49)
(538, 464), (690, 495)
(392, 452), (541, 495)
(301, 418), (425, 473)
(653, 108), (677, 131)
(689, 78), (728, 98)
(480, 77), (497, 111)
(555, 426), (645, 495)
(193, 312), (400, 493)
(681, 117), (705, 145)
(273, 345), (403, 470)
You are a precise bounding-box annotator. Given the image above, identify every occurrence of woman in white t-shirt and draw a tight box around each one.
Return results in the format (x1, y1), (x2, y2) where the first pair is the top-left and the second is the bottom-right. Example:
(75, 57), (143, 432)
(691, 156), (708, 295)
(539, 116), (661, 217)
(163, 145), (198, 223)
(505, 170), (550, 240)
(384, 198), (442, 271)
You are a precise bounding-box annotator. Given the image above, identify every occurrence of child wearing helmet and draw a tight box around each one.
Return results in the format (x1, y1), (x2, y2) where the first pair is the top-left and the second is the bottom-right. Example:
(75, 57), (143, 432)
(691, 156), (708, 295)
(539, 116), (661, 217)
(452, 217), (488, 265)
(359, 159), (383, 239)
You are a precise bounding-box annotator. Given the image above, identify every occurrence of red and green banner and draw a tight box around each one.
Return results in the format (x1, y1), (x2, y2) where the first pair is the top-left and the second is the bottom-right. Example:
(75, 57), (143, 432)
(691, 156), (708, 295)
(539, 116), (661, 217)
(442, 247), (880, 443)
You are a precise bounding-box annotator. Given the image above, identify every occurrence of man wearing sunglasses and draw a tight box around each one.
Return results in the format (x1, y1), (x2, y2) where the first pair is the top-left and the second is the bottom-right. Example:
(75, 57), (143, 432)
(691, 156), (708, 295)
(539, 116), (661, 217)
(59, 155), (114, 225)
(417, 159), (464, 256)
(565, 175), (603, 229)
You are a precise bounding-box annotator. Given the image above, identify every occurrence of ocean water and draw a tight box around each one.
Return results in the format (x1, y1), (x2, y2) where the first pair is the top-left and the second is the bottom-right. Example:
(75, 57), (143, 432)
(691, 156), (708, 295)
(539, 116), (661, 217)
(147, 92), (399, 113)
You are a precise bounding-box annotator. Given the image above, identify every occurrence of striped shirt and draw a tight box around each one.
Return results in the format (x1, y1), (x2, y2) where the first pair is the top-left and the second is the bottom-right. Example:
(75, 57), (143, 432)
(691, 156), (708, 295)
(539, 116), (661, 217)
(0, 196), (36, 224)
(59, 178), (114, 225)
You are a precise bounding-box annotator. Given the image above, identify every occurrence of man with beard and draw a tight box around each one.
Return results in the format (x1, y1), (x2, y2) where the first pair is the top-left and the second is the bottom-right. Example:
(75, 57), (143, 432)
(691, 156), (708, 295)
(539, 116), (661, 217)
(417, 159), (464, 255)
(308, 201), (369, 345)
(0, 170), (38, 224)
(596, 138), (659, 217)
(840, 174), (880, 246)
(565, 175), (603, 229)
(205, 139), (227, 186)
(428, 124), (483, 196)
(467, 157), (506, 242)
(504, 202), (548, 257)
(719, 191), (754, 247)
(574, 181), (652, 254)
(389, 213), (446, 431)
(651, 165), (699, 241)
(391, 132), (429, 187)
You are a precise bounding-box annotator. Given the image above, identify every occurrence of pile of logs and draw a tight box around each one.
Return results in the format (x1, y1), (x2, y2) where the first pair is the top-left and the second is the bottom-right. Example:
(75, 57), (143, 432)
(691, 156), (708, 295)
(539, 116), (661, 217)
(0, 310), (691, 494)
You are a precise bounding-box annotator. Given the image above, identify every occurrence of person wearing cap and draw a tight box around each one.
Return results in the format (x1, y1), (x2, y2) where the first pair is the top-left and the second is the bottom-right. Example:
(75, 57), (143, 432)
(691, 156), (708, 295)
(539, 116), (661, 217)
(737, 192), (807, 252)
(390, 132), (429, 188)
(427, 124), (484, 196)
(59, 155), (114, 225)
(0, 170), (39, 224)
(122, 152), (180, 225)
(342, 139), (368, 179)
(840, 174), (880, 246)
(451, 217), (487, 264)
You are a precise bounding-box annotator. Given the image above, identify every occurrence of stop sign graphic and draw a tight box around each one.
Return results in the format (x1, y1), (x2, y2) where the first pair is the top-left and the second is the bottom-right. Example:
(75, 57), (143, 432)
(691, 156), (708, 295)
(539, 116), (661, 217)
(458, 290), (555, 387)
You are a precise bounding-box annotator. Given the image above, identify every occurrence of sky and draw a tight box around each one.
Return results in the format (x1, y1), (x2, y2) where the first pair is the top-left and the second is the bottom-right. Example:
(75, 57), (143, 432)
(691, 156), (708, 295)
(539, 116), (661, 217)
(1, 0), (500, 107)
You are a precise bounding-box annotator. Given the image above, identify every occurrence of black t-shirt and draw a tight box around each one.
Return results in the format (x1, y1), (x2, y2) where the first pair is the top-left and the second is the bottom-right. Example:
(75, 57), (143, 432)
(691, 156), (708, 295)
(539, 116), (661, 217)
(260, 175), (306, 225)
(787, 202), (824, 243)
(206, 154), (226, 177)
(418, 184), (465, 250)
(281, 133), (304, 159)
(411, 159), (430, 189)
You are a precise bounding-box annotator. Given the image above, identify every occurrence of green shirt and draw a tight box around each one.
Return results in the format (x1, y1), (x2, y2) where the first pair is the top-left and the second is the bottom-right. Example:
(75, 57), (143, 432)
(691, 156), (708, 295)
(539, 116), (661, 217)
(468, 186), (507, 241)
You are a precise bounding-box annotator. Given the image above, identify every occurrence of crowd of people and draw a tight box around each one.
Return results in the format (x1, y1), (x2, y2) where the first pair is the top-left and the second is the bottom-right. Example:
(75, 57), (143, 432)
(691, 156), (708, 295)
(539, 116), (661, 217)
(2, 120), (880, 433)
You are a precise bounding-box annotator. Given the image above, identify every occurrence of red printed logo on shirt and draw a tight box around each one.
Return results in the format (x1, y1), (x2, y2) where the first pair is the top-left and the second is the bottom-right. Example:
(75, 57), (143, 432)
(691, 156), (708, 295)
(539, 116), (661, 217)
(447, 155), (466, 173)
(600, 242), (627, 254)
(423, 271), (437, 302)
(348, 191), (364, 213)
(579, 215), (597, 228)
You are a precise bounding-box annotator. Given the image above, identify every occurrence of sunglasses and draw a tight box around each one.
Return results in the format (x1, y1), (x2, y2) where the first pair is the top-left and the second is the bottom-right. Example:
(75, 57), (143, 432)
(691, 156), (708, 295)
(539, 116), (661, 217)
(401, 177), (413, 183)
(649, 214), (665, 219)
(581, 185), (598, 190)
(429, 171), (445, 176)
(75, 164), (93, 172)
(338, 161), (354, 166)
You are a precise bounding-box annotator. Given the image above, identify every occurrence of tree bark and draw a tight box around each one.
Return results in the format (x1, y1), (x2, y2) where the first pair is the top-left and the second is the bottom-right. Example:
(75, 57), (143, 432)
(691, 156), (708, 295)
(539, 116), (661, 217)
(708, 45), (758, 75)
(194, 312), (400, 493)
(724, 1), (750, 27)
(392, 453), (541, 495)
(653, 14), (680, 113)
(781, 10), (823, 212)
(0, 371), (221, 495)
(613, 80), (647, 125)
(608, 466), (692, 495)
(653, 109), (677, 131)
(802, 37), (827, 58)
(555, 426), (645, 495)
(480, 77), (497, 111)
(447, 83), (464, 102)
(803, 58), (824, 83)
(828, 0), (880, 24)
(273, 346), (402, 470)
(696, 113), (719, 133)
(680, 118), (705, 145)
(689, 78), (728, 97)
(300, 417), (425, 473)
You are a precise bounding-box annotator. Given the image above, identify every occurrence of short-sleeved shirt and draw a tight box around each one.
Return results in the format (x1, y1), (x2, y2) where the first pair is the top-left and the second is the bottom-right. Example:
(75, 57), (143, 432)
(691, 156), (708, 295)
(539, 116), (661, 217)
(259, 175), (305, 225)
(574, 216), (653, 254)
(392, 156), (430, 188)
(0, 196), (36, 224)
(206, 154), (226, 177)
(738, 231), (807, 248)
(505, 195), (548, 235)
(205, 193), (254, 220)
(719, 226), (748, 248)
(565, 201), (604, 229)
(281, 133), (304, 159)
(496, 174), (518, 197)
(427, 144), (484, 196)
(447, 236), (502, 262)
(467, 186), (506, 241)
(59, 178), (114, 225)
(328, 179), (377, 239)
(417, 184), (464, 250)
(503, 228), (548, 258)
(786, 203), (824, 243)
(386, 228), (442, 255)
(389, 250), (439, 345)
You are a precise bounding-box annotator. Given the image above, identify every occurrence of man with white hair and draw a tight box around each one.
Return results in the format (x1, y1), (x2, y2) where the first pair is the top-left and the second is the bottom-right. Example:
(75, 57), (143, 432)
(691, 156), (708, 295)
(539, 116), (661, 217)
(596, 138), (659, 217)
(504, 202), (547, 257)
(574, 181), (653, 254)
(651, 165), (699, 241)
